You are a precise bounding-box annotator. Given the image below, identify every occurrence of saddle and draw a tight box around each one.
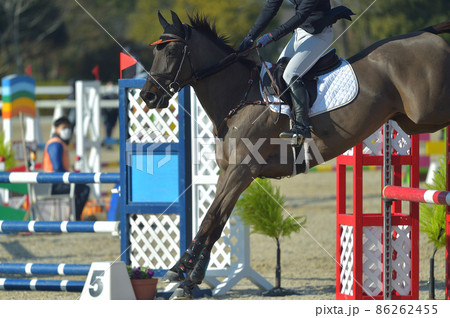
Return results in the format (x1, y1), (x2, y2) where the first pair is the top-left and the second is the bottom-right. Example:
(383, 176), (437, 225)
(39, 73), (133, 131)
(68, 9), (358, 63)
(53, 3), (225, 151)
(262, 48), (342, 108)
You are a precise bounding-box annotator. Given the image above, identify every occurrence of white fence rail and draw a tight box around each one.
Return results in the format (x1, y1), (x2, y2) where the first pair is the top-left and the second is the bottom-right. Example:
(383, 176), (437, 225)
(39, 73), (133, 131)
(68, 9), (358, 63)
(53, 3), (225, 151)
(0, 85), (119, 110)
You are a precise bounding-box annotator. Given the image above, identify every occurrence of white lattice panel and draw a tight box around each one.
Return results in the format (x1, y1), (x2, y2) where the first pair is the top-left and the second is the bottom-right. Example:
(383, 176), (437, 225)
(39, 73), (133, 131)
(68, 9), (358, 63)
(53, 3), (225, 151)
(363, 226), (383, 296)
(195, 137), (219, 177)
(129, 214), (180, 269)
(194, 184), (231, 269)
(340, 225), (354, 295)
(363, 127), (384, 156)
(342, 121), (410, 156)
(392, 225), (412, 295)
(343, 126), (384, 156)
(191, 92), (232, 271)
(390, 122), (411, 156)
(75, 81), (101, 199)
(127, 88), (179, 143)
(191, 94), (220, 177)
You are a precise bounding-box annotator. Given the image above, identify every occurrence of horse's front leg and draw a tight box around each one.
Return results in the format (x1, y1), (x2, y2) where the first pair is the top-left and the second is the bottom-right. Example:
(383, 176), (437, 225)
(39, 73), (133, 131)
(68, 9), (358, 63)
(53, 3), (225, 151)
(161, 172), (229, 285)
(169, 165), (255, 299)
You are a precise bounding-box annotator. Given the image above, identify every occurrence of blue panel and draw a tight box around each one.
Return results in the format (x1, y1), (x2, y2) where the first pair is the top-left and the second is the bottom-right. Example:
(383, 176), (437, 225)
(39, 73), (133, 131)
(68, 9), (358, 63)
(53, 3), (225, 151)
(130, 154), (179, 202)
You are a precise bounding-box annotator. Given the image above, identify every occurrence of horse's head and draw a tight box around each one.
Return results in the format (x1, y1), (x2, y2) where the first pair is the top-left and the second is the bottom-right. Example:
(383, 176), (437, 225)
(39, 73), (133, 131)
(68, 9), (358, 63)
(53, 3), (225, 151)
(140, 11), (194, 109)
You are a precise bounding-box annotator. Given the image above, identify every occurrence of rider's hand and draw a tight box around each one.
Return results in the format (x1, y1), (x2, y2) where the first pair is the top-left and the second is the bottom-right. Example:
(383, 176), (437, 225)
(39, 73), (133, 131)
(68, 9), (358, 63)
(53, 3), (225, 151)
(256, 33), (273, 48)
(237, 35), (254, 52)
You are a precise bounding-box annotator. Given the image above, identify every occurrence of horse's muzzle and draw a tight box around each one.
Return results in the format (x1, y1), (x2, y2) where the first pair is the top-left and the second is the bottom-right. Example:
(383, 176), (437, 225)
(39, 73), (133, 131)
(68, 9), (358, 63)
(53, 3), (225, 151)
(140, 89), (169, 109)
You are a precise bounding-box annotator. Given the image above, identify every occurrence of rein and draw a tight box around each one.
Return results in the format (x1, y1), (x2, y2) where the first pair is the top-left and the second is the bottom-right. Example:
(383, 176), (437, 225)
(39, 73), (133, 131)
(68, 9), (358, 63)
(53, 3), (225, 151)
(151, 30), (284, 138)
(150, 30), (258, 94)
(214, 67), (259, 137)
(194, 46), (258, 81)
(214, 59), (285, 138)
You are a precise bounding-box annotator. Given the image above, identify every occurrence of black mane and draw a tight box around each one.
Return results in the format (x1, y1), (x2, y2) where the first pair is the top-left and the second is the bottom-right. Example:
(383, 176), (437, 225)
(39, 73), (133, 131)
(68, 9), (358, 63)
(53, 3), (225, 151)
(188, 14), (235, 54)
(187, 14), (257, 69)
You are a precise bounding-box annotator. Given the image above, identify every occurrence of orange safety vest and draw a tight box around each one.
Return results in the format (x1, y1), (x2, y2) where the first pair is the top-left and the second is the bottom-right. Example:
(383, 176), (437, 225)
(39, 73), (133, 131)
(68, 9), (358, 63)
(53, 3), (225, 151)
(43, 136), (70, 172)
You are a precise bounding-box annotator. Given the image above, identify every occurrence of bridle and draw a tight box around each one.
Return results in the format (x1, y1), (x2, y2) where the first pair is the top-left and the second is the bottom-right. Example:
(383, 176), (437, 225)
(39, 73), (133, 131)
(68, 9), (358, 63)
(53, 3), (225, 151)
(149, 32), (195, 94)
(149, 25), (257, 95)
(148, 26), (271, 138)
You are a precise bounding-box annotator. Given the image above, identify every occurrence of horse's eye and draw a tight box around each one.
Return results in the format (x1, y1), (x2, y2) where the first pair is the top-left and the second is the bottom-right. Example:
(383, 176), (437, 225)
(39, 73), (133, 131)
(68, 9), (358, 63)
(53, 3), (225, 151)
(156, 43), (167, 50)
(167, 49), (177, 57)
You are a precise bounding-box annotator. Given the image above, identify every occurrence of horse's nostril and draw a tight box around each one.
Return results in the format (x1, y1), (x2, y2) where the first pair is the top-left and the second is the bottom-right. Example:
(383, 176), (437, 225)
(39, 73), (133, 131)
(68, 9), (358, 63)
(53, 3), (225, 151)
(141, 91), (157, 104)
(147, 92), (157, 103)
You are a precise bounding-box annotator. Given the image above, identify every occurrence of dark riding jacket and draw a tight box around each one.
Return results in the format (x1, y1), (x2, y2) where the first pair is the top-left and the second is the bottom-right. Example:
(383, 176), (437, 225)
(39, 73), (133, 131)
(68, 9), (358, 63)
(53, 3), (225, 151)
(249, 0), (332, 41)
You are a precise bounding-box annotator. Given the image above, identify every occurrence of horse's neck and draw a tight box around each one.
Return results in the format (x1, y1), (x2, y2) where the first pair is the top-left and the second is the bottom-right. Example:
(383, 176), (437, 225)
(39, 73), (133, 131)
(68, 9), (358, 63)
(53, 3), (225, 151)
(191, 62), (254, 132)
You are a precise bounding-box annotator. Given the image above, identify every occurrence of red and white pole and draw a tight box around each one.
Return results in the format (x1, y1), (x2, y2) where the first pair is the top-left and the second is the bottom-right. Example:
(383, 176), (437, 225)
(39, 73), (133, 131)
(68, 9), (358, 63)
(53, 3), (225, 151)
(383, 186), (450, 205)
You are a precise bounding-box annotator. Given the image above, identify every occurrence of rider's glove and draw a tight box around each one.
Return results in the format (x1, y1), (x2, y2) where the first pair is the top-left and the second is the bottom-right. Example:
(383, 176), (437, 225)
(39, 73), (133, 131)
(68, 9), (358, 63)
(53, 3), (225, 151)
(237, 35), (254, 52)
(257, 33), (273, 48)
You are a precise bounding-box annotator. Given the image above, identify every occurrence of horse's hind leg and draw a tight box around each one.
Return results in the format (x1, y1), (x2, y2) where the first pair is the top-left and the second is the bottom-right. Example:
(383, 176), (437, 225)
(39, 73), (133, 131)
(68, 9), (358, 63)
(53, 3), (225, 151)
(169, 165), (255, 299)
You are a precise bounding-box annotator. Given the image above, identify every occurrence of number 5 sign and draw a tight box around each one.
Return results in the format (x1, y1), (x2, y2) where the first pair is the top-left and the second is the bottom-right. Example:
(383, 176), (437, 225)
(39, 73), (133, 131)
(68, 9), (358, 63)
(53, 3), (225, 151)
(80, 262), (136, 300)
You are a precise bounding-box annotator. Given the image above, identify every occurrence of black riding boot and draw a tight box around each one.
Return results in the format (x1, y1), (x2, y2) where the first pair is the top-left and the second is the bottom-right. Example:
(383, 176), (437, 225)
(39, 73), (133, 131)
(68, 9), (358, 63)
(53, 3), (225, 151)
(279, 76), (311, 146)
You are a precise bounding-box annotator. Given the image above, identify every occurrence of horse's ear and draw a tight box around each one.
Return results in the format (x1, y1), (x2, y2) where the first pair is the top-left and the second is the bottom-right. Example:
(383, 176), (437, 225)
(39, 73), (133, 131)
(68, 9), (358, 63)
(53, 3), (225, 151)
(170, 11), (183, 32)
(158, 11), (170, 30)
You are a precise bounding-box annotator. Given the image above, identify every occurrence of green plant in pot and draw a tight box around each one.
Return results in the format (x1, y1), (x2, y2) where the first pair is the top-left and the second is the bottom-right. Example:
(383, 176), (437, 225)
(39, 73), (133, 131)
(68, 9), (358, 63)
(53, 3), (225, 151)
(419, 157), (447, 300)
(0, 133), (16, 170)
(235, 178), (306, 296)
(127, 266), (158, 300)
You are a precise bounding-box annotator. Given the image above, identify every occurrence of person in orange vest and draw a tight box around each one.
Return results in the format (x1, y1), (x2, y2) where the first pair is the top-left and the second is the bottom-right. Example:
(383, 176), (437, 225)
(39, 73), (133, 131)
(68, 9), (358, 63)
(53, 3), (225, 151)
(43, 117), (90, 220)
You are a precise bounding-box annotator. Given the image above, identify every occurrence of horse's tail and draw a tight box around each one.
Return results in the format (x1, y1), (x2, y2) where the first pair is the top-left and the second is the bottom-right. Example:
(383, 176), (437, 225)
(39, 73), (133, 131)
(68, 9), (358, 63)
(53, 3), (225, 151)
(422, 20), (450, 35)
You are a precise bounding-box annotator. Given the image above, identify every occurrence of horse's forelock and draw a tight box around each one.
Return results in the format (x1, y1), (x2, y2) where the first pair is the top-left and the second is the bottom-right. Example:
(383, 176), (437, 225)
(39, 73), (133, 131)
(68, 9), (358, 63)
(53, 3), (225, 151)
(162, 23), (186, 40)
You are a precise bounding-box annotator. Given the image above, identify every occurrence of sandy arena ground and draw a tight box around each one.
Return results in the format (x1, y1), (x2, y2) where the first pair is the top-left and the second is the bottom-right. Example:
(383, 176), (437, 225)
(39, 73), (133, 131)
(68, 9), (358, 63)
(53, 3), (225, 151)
(0, 169), (447, 300)
(0, 118), (447, 300)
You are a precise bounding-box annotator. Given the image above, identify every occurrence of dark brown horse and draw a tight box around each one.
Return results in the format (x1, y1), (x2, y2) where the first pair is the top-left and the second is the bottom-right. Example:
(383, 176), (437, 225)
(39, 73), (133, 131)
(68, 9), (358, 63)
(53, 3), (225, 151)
(140, 11), (450, 299)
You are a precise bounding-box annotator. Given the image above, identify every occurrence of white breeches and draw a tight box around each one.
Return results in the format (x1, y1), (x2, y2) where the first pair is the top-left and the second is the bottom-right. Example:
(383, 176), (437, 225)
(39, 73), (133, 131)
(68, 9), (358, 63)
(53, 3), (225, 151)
(278, 26), (334, 84)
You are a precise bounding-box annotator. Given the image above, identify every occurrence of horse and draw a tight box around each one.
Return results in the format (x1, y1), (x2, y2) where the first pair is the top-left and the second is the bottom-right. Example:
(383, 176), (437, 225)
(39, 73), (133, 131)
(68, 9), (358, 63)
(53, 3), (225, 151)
(140, 11), (450, 299)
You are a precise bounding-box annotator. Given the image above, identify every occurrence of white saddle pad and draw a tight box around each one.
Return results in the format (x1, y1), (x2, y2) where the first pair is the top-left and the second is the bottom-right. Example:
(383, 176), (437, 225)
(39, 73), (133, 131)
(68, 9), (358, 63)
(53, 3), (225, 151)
(260, 58), (359, 118)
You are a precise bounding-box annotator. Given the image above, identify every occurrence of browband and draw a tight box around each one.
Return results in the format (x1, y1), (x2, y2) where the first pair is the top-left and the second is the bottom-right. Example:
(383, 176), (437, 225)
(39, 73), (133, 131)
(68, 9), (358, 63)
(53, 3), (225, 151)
(150, 38), (183, 46)
(150, 24), (191, 46)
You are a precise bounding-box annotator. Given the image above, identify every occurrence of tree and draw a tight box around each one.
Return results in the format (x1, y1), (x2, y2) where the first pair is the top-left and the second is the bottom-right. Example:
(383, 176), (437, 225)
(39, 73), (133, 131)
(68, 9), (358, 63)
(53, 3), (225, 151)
(1, 0), (447, 81)
(235, 178), (306, 296)
(336, 0), (450, 57)
(61, 0), (140, 82)
(366, 0), (449, 39)
(0, 0), (70, 77)
(127, 0), (277, 49)
(0, 0), (140, 81)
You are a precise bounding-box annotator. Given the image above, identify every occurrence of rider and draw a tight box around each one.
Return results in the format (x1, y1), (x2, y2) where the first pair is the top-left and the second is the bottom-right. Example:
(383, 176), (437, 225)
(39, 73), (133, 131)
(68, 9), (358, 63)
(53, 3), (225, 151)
(238, 0), (352, 145)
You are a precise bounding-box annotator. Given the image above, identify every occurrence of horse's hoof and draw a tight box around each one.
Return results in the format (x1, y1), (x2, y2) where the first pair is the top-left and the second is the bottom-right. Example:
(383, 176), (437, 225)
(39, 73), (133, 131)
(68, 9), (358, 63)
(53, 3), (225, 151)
(162, 269), (184, 283)
(169, 288), (193, 300)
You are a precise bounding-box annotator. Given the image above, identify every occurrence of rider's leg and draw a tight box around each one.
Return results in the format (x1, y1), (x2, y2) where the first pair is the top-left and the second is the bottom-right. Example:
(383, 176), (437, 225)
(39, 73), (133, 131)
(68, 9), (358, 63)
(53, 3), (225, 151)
(281, 26), (334, 83)
(279, 27), (333, 144)
(279, 77), (311, 143)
